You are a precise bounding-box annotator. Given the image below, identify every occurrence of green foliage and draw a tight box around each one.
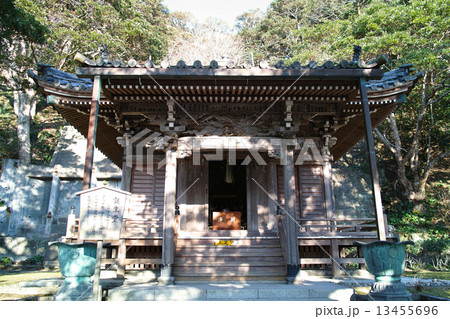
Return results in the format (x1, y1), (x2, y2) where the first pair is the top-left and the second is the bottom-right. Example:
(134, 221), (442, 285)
(0, 0), (48, 63)
(0, 256), (13, 265)
(1, 94), (65, 166)
(1, 0), (171, 167)
(386, 179), (449, 271)
(240, 1), (449, 273)
(0, 95), (19, 167)
(30, 105), (66, 165)
(20, 254), (44, 265)
(238, 0), (352, 62)
(18, 0), (170, 71)
(406, 238), (449, 271)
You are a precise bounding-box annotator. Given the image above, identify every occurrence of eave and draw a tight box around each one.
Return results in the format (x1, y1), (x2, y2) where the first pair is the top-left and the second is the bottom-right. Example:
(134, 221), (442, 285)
(30, 61), (422, 167)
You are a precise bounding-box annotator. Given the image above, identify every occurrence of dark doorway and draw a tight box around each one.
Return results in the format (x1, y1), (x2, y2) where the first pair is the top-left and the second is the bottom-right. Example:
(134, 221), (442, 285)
(208, 160), (247, 230)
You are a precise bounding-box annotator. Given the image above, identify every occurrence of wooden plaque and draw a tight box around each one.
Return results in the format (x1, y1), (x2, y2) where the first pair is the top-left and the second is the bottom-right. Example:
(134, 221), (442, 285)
(212, 212), (241, 230)
(76, 186), (130, 240)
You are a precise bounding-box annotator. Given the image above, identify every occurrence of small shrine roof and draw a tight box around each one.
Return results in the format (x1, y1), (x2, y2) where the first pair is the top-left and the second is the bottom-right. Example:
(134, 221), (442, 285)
(29, 51), (422, 166)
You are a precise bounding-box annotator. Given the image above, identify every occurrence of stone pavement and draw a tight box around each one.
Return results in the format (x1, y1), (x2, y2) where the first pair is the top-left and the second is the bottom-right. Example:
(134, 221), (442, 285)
(15, 271), (450, 301)
(106, 280), (355, 301)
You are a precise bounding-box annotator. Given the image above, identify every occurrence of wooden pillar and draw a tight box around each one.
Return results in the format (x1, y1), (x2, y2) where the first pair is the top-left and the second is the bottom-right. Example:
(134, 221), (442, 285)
(82, 75), (101, 190)
(159, 149), (177, 285)
(120, 136), (132, 192)
(283, 146), (301, 283)
(357, 245), (366, 270)
(93, 240), (103, 301)
(323, 159), (336, 221)
(268, 161), (278, 231)
(359, 77), (387, 241)
(117, 239), (126, 278)
(121, 164), (132, 192)
(331, 239), (343, 278)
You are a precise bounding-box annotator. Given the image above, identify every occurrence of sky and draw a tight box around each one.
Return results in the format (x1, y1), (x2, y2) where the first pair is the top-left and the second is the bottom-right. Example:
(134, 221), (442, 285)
(162, 0), (273, 27)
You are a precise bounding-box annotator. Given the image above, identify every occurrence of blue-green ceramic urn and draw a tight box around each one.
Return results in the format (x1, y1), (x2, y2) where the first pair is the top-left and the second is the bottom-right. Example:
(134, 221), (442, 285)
(49, 242), (97, 301)
(355, 241), (414, 301)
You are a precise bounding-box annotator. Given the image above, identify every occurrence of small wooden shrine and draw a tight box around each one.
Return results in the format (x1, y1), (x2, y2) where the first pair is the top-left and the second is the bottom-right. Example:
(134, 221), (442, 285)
(30, 47), (422, 283)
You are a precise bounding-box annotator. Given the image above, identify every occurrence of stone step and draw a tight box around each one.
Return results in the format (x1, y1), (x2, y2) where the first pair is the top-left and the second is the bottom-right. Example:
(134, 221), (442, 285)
(0, 286), (59, 301)
(107, 281), (355, 301)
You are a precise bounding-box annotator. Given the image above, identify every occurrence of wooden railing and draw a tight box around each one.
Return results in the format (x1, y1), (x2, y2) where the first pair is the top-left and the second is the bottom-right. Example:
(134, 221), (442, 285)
(295, 215), (393, 276)
(63, 204), (183, 275)
(174, 209), (181, 242)
(64, 217), (163, 240)
(120, 218), (163, 238)
(296, 216), (389, 238)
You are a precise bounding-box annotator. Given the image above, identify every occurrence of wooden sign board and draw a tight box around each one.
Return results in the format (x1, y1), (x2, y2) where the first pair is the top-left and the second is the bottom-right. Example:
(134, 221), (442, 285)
(212, 212), (241, 230)
(76, 186), (130, 240)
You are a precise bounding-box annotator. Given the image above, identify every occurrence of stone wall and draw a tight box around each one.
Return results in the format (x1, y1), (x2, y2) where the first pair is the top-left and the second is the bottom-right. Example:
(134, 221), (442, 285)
(332, 142), (381, 220)
(0, 126), (122, 262)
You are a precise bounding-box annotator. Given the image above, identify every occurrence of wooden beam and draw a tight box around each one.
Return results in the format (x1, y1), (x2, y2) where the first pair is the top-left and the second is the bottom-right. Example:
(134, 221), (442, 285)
(331, 239), (343, 278)
(82, 75), (101, 190)
(121, 162), (132, 192)
(93, 240), (103, 301)
(283, 146), (301, 283)
(268, 161), (278, 231)
(359, 77), (387, 241)
(159, 149), (177, 285)
(76, 66), (384, 80)
(323, 160), (336, 222)
(117, 239), (126, 277)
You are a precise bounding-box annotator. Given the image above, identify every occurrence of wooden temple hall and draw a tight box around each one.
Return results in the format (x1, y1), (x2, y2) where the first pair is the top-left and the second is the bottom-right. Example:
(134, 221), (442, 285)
(30, 47), (421, 284)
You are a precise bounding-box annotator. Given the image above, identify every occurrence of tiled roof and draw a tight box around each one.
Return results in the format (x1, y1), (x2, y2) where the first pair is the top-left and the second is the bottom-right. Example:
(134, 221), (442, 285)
(29, 60), (422, 93)
(29, 63), (94, 91)
(366, 64), (423, 91)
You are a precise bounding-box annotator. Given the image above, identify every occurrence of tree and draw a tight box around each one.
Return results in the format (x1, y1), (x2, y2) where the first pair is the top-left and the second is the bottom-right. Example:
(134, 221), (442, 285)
(238, 0), (449, 202)
(22, 0), (169, 70)
(346, 0), (450, 201)
(167, 12), (246, 66)
(0, 0), (48, 62)
(1, 0), (170, 164)
(0, 0), (49, 164)
(237, 0), (353, 63)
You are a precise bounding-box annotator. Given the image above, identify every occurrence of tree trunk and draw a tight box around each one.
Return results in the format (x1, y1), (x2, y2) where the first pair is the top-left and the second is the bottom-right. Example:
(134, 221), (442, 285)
(13, 89), (35, 165)
(375, 71), (449, 202)
(375, 114), (413, 199)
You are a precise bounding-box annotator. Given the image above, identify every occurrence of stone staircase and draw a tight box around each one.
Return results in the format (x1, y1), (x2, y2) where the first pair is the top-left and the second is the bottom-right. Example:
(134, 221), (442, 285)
(173, 237), (287, 282)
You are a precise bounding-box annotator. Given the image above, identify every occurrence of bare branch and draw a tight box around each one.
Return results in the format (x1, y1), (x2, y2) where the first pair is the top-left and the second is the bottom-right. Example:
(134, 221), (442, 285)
(374, 128), (396, 154)
(419, 151), (450, 194)
(405, 72), (429, 163)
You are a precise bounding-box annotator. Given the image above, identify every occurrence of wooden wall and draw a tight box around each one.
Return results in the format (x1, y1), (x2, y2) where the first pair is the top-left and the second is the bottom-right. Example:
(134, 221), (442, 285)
(124, 164), (166, 236)
(246, 164), (270, 231)
(129, 164), (166, 216)
(297, 166), (326, 222)
(176, 158), (209, 231)
(277, 164), (326, 223)
(127, 160), (327, 233)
